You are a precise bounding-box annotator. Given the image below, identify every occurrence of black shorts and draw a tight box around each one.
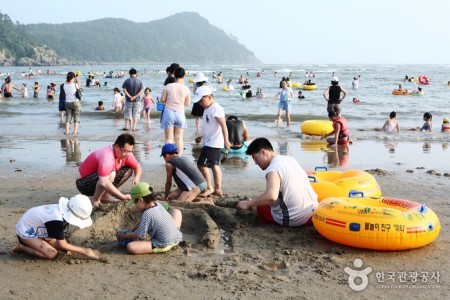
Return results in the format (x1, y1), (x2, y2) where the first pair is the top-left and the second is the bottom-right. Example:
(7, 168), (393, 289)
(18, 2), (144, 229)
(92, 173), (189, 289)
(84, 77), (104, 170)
(191, 102), (205, 117)
(76, 166), (131, 196)
(197, 146), (221, 168)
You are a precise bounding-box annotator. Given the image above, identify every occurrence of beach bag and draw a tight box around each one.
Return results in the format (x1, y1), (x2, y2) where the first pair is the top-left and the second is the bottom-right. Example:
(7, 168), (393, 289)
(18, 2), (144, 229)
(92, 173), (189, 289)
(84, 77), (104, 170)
(75, 84), (82, 100)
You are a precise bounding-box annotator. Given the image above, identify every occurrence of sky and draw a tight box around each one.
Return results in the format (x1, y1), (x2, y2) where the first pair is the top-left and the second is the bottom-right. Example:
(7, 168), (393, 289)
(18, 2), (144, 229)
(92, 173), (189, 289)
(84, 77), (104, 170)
(2, 0), (449, 64)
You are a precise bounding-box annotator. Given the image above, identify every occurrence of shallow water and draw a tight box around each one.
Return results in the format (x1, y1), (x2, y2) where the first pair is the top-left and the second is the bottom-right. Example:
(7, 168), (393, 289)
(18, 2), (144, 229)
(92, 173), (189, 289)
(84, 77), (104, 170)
(0, 64), (449, 172)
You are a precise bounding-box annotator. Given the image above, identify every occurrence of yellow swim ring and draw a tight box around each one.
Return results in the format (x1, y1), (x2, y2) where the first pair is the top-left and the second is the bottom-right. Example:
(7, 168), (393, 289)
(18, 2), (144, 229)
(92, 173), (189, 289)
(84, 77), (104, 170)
(188, 79), (194, 83)
(291, 82), (303, 89)
(312, 196), (441, 250)
(303, 84), (317, 90)
(307, 168), (382, 201)
(221, 86), (230, 92)
(392, 90), (411, 95)
(301, 120), (333, 136)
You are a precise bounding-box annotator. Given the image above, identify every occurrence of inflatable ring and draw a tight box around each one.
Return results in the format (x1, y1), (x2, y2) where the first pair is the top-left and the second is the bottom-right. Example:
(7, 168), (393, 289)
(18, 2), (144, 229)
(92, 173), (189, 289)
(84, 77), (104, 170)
(291, 82), (303, 89)
(221, 86), (230, 92)
(301, 120), (333, 136)
(188, 79), (194, 83)
(418, 75), (429, 85)
(392, 90), (411, 95)
(312, 195), (441, 250)
(307, 167), (382, 201)
(221, 141), (249, 154)
(303, 84), (317, 90)
(412, 91), (425, 96)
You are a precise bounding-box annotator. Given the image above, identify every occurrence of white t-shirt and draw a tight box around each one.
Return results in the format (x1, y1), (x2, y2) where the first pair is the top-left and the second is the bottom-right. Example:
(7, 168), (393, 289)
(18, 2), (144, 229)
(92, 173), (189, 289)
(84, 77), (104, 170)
(265, 155), (318, 226)
(63, 82), (77, 102)
(201, 102), (225, 148)
(16, 204), (64, 239)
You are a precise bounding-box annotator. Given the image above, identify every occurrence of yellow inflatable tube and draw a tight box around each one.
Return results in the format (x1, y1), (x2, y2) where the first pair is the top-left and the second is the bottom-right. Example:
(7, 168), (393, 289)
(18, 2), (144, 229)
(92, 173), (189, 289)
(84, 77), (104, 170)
(307, 168), (382, 201)
(312, 196), (441, 250)
(301, 120), (333, 136)
(291, 82), (303, 89)
(221, 86), (230, 92)
(303, 84), (317, 90)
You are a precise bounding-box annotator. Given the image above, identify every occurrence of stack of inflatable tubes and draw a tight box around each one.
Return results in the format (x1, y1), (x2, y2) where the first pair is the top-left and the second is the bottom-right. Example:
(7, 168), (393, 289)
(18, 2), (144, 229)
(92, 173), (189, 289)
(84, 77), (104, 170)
(312, 195), (441, 250)
(307, 167), (382, 201)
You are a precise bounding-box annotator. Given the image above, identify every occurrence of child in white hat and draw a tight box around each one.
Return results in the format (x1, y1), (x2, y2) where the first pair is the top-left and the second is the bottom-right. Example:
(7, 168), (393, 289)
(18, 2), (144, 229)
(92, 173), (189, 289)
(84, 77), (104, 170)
(13, 194), (99, 260)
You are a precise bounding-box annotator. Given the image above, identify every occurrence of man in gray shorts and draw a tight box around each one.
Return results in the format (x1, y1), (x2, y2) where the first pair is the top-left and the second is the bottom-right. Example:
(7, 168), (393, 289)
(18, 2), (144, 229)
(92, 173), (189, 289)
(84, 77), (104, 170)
(122, 68), (144, 131)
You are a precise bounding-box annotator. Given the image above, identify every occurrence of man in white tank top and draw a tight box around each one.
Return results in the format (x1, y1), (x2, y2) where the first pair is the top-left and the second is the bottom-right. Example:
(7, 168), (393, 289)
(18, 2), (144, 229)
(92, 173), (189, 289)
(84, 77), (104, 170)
(236, 138), (318, 227)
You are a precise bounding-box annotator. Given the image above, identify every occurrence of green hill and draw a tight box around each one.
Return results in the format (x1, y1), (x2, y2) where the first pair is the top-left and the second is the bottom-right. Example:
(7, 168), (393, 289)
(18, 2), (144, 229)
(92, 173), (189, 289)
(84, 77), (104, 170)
(0, 12), (63, 66)
(23, 12), (261, 65)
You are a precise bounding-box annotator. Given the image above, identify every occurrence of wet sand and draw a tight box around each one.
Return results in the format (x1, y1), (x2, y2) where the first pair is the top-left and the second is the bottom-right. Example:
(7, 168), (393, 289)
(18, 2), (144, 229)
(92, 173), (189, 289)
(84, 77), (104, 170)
(0, 153), (449, 298)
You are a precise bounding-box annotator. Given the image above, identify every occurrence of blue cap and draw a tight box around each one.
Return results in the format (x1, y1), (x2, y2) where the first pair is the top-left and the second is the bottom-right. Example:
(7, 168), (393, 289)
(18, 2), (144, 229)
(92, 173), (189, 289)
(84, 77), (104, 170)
(161, 143), (178, 156)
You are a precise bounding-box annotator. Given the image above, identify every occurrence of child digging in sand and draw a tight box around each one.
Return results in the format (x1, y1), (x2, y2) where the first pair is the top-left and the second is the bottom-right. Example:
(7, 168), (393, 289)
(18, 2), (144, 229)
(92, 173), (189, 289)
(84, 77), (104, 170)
(116, 182), (183, 254)
(13, 194), (99, 260)
(160, 143), (213, 204)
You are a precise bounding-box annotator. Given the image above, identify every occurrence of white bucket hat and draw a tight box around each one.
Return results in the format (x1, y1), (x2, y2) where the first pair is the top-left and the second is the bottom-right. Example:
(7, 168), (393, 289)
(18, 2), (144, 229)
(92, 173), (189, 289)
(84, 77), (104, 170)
(194, 72), (208, 83)
(59, 195), (93, 229)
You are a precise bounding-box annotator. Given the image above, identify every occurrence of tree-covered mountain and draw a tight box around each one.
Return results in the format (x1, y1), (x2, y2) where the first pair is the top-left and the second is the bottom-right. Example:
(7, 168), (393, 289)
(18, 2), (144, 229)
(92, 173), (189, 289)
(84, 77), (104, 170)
(0, 12), (63, 66)
(23, 12), (261, 65)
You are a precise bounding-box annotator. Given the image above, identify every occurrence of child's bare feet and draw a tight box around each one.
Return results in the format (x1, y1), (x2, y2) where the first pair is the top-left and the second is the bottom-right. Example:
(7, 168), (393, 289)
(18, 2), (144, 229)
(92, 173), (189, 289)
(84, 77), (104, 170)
(198, 197), (215, 205)
(11, 242), (22, 255)
(199, 188), (214, 197)
(212, 190), (223, 196)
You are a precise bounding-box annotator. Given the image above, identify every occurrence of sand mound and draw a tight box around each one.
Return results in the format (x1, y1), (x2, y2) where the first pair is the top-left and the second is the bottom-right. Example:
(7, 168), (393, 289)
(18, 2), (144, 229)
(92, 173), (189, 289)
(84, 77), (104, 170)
(66, 197), (258, 254)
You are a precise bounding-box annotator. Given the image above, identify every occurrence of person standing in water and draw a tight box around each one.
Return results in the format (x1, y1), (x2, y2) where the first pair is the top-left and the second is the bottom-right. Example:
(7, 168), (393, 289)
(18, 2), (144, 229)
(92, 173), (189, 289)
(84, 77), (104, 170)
(273, 80), (294, 126)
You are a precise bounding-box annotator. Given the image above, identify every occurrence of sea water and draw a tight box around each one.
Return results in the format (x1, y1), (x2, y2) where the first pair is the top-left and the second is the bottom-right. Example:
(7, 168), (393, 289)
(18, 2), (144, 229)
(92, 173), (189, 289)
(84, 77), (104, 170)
(0, 64), (449, 173)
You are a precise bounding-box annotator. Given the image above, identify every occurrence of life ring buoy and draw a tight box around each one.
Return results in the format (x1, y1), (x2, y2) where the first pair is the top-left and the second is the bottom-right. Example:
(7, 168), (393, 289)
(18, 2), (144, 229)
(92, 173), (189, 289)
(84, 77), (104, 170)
(392, 90), (411, 95)
(291, 82), (303, 89)
(301, 120), (333, 136)
(312, 195), (441, 250)
(303, 84), (317, 90)
(418, 75), (429, 85)
(221, 141), (249, 154)
(307, 168), (382, 201)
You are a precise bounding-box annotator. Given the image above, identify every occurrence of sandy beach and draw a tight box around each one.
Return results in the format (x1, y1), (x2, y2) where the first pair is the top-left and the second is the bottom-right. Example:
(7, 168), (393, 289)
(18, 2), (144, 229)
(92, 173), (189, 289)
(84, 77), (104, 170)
(0, 63), (449, 299)
(1, 156), (448, 299)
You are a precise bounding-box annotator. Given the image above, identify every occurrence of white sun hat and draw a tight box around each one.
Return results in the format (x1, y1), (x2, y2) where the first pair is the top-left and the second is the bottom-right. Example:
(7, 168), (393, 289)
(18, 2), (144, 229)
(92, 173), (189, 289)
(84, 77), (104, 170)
(59, 194), (93, 229)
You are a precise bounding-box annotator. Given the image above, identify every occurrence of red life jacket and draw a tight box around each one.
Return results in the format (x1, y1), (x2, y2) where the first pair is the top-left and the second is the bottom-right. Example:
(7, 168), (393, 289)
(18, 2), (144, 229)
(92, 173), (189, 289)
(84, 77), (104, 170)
(333, 117), (349, 140)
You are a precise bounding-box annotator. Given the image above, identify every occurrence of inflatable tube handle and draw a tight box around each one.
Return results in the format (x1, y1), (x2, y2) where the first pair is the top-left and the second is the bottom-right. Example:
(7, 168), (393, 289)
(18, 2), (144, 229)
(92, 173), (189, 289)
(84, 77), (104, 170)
(418, 204), (427, 213)
(349, 190), (364, 198)
(308, 176), (317, 182)
(315, 166), (328, 172)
